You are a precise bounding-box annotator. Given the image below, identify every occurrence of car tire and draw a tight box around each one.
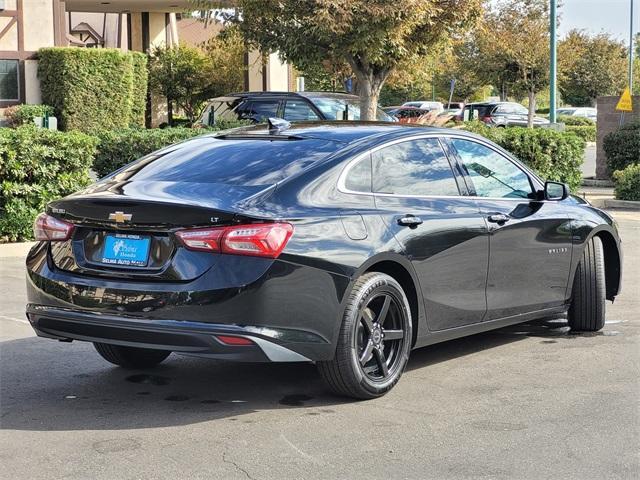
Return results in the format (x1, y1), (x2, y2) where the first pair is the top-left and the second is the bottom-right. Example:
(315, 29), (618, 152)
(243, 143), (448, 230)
(94, 343), (171, 368)
(317, 272), (412, 399)
(568, 236), (606, 331)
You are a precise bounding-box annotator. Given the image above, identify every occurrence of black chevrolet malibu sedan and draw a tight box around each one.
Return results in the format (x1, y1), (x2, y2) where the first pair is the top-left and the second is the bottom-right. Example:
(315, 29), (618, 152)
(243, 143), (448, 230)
(26, 122), (622, 399)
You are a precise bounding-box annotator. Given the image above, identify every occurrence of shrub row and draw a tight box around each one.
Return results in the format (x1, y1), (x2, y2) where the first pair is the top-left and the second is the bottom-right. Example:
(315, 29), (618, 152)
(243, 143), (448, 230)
(613, 164), (640, 201)
(3, 104), (54, 127)
(603, 121), (640, 175)
(0, 122), (248, 241)
(565, 125), (596, 142)
(38, 48), (147, 132)
(557, 115), (595, 126)
(0, 126), (97, 242)
(460, 122), (585, 191)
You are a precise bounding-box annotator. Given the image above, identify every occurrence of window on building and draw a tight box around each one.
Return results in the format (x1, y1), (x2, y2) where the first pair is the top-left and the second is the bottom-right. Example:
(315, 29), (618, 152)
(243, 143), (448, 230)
(0, 60), (19, 101)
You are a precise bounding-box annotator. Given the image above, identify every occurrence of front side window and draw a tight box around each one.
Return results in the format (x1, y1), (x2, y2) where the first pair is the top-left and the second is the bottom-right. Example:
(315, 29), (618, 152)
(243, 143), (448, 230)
(283, 100), (320, 121)
(371, 138), (460, 196)
(451, 138), (533, 199)
(0, 60), (19, 101)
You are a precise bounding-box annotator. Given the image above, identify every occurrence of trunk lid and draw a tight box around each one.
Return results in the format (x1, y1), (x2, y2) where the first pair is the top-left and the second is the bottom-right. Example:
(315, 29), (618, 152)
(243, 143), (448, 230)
(47, 180), (272, 281)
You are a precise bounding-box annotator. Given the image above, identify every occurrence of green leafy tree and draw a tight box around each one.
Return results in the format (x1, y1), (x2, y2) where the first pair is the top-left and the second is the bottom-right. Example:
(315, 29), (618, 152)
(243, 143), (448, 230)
(434, 36), (488, 102)
(479, 0), (550, 127)
(202, 27), (246, 98)
(148, 43), (215, 124)
(222, 0), (482, 120)
(558, 30), (627, 106)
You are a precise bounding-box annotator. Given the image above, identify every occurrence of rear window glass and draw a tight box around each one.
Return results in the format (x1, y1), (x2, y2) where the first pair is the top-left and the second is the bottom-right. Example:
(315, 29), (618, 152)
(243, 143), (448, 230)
(114, 136), (341, 186)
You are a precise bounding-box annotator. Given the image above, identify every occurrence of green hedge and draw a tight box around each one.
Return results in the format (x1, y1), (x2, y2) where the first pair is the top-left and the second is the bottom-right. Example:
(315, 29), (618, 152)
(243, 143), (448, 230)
(460, 122), (585, 191)
(3, 104), (54, 127)
(613, 164), (640, 201)
(130, 53), (148, 128)
(0, 126), (98, 242)
(603, 122), (640, 175)
(38, 47), (147, 132)
(557, 115), (595, 126)
(565, 125), (596, 142)
(92, 121), (249, 178)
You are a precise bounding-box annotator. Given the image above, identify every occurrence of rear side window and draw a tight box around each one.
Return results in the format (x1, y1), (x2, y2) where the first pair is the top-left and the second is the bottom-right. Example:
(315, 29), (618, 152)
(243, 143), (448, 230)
(239, 100), (280, 121)
(116, 137), (341, 186)
(371, 138), (460, 196)
(283, 100), (320, 121)
(344, 156), (371, 192)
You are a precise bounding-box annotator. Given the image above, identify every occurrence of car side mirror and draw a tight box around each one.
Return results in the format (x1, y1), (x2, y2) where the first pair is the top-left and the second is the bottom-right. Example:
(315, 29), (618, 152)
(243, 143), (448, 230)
(544, 181), (569, 201)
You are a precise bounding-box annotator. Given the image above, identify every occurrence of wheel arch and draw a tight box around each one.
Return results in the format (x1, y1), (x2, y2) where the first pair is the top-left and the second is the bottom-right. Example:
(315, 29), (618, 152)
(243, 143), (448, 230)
(592, 229), (622, 301)
(357, 254), (424, 347)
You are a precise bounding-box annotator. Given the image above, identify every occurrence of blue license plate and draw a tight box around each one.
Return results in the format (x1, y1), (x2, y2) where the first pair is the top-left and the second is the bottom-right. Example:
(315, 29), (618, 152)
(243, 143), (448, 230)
(101, 234), (150, 267)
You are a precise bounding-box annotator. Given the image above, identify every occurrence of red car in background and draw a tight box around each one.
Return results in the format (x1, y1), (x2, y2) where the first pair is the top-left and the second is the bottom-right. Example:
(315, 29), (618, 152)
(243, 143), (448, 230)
(382, 106), (431, 123)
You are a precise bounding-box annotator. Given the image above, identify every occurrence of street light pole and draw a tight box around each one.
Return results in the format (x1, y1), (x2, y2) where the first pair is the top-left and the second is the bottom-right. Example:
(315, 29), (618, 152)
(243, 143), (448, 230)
(629, 0), (635, 92)
(549, 0), (557, 123)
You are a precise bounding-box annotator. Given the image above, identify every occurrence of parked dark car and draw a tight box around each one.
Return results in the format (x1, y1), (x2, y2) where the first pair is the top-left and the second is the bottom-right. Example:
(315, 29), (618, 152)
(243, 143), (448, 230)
(198, 91), (394, 125)
(26, 122), (622, 399)
(383, 106), (430, 123)
(458, 102), (549, 127)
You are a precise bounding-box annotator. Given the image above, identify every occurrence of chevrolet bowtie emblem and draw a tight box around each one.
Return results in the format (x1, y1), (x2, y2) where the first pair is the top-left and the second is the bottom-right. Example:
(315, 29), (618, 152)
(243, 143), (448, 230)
(108, 211), (132, 223)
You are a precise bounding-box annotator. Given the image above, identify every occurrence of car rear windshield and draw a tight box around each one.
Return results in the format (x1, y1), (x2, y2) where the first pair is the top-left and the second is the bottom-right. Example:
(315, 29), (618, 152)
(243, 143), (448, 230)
(113, 136), (342, 186)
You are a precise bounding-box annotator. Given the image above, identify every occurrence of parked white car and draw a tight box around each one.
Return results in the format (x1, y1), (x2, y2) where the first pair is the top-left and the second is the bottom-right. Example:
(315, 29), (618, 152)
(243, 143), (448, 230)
(557, 107), (597, 121)
(402, 101), (444, 113)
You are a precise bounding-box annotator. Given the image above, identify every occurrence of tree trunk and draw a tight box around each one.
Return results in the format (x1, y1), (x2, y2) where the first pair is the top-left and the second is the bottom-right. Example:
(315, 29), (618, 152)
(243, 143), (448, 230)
(527, 89), (536, 128)
(167, 99), (173, 126)
(347, 58), (389, 121)
(358, 77), (382, 121)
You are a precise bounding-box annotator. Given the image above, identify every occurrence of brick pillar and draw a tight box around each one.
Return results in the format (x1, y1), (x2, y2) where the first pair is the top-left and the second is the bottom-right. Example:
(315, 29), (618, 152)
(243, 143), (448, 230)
(596, 95), (640, 179)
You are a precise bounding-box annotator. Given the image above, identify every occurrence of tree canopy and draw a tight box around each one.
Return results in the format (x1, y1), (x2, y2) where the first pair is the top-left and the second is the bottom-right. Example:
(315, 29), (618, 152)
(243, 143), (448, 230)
(558, 30), (628, 106)
(230, 0), (482, 119)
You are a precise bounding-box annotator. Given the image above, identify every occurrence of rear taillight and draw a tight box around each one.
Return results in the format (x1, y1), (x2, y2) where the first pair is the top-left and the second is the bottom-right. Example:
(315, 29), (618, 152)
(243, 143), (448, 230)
(176, 223), (293, 258)
(216, 335), (254, 346)
(33, 213), (75, 241)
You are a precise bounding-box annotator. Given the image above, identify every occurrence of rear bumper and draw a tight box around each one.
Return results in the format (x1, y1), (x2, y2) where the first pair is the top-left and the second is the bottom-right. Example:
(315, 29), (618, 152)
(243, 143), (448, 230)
(27, 305), (317, 362)
(25, 242), (351, 362)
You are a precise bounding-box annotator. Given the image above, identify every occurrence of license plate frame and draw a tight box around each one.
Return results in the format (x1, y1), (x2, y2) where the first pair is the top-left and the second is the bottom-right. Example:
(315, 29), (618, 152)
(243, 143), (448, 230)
(100, 234), (151, 267)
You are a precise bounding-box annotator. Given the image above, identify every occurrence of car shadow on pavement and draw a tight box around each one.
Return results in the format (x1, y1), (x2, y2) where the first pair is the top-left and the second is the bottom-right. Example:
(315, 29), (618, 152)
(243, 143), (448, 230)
(1, 316), (590, 432)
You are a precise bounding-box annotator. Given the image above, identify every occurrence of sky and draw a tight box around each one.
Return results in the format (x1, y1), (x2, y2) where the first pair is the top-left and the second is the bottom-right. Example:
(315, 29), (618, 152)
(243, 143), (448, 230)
(557, 0), (639, 41)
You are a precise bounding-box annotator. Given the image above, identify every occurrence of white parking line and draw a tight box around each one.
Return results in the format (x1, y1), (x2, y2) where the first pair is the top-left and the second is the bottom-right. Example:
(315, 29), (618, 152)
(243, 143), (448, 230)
(0, 315), (29, 325)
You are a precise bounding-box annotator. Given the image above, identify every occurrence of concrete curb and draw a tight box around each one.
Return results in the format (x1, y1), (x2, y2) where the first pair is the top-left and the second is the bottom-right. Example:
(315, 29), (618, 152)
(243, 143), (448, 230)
(582, 178), (615, 188)
(0, 242), (35, 258)
(590, 198), (640, 210)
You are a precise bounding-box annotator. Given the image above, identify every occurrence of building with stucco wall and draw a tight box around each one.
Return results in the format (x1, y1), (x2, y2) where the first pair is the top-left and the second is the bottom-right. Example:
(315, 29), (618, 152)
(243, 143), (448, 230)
(0, 0), (292, 124)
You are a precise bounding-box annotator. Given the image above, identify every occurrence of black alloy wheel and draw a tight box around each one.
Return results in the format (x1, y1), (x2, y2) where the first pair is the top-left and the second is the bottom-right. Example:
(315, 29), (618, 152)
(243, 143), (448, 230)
(318, 272), (412, 399)
(356, 292), (406, 380)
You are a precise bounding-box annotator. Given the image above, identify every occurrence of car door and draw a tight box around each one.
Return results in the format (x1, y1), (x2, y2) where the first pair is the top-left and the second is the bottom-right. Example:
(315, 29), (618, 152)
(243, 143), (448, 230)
(371, 136), (490, 330)
(448, 136), (573, 320)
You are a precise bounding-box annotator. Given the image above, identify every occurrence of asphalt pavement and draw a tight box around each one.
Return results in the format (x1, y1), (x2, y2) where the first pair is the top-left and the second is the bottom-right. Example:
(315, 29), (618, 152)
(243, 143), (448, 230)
(1, 210), (638, 480)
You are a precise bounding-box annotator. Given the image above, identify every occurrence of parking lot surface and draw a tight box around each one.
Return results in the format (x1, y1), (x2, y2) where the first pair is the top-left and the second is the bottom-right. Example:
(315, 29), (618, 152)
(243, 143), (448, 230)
(1, 210), (638, 480)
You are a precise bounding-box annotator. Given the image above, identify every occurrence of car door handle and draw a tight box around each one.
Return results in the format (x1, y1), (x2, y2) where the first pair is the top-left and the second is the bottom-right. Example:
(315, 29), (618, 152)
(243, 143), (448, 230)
(487, 213), (510, 223)
(397, 215), (423, 227)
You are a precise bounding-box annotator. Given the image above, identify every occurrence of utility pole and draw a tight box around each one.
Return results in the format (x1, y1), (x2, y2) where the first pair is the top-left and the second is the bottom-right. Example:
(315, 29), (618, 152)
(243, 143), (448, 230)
(549, 0), (557, 123)
(629, 0), (635, 92)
